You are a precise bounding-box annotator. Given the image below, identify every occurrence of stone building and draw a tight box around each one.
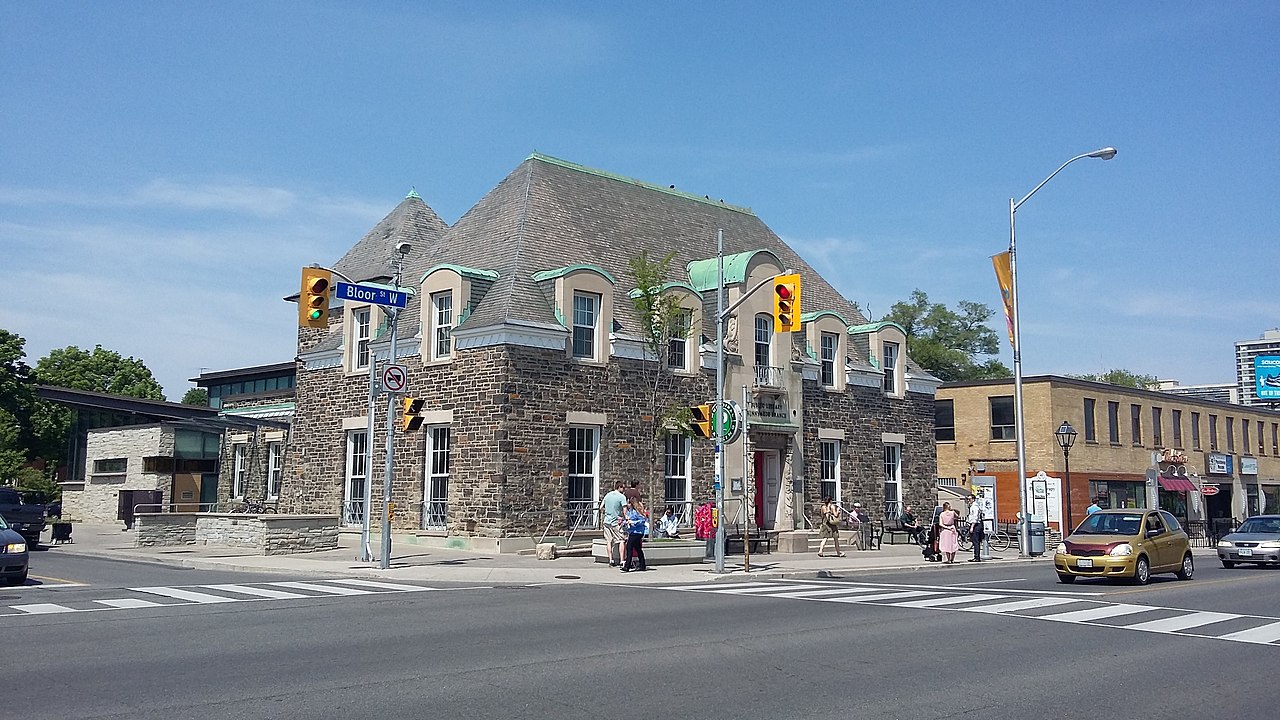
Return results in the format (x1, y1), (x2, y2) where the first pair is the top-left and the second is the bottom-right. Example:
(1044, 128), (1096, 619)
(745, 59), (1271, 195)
(284, 153), (940, 549)
(936, 375), (1280, 533)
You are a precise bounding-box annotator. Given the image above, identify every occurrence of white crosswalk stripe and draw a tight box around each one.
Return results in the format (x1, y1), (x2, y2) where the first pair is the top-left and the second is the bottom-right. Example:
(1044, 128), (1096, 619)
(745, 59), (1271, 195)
(0, 578), (451, 620)
(656, 580), (1280, 648)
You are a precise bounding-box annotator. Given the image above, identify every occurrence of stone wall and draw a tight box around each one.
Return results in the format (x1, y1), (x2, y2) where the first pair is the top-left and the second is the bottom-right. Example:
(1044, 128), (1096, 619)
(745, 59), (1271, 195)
(133, 513), (339, 554)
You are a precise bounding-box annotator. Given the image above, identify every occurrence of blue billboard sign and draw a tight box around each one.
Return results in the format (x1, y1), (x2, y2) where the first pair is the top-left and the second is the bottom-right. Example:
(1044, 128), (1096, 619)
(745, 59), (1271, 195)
(1256, 355), (1280, 401)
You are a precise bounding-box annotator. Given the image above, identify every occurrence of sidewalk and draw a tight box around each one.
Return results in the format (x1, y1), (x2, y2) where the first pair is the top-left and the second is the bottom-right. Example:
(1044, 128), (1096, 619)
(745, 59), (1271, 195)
(39, 523), (1077, 585)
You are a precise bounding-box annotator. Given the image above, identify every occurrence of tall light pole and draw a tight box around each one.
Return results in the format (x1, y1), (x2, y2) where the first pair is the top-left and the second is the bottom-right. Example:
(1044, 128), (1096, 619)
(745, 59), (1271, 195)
(1010, 147), (1116, 556)
(1055, 420), (1078, 534)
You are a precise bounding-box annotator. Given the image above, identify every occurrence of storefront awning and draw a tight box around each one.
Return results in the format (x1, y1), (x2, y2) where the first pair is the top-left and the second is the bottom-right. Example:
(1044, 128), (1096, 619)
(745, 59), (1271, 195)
(1158, 476), (1196, 492)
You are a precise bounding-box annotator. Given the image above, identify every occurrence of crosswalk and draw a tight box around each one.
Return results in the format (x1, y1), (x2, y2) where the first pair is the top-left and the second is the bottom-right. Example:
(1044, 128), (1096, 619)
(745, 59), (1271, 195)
(0, 578), (445, 618)
(656, 580), (1280, 648)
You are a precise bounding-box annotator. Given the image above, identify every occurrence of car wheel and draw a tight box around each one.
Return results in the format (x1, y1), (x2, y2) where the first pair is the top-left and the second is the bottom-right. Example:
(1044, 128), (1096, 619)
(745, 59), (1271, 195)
(1132, 555), (1151, 585)
(1176, 552), (1194, 580)
(1057, 574), (1076, 584)
(1221, 560), (1235, 569)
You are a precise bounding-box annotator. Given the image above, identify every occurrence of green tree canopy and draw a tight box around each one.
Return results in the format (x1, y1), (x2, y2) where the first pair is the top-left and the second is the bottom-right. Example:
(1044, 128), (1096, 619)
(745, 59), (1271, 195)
(883, 290), (1011, 382)
(181, 388), (209, 406)
(1070, 369), (1159, 389)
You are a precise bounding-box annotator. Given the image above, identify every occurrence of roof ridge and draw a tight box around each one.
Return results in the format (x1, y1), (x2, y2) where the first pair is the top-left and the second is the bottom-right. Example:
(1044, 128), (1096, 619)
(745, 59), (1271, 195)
(526, 152), (755, 215)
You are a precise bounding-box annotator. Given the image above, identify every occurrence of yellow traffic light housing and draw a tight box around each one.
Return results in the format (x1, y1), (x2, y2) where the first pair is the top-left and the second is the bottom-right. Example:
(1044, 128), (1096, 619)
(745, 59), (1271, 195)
(690, 403), (712, 439)
(402, 396), (425, 432)
(773, 273), (801, 333)
(299, 267), (332, 328)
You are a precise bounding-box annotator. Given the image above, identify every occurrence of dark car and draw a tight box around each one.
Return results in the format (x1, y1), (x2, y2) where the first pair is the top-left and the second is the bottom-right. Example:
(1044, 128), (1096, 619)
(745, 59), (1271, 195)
(1217, 515), (1280, 568)
(0, 514), (30, 585)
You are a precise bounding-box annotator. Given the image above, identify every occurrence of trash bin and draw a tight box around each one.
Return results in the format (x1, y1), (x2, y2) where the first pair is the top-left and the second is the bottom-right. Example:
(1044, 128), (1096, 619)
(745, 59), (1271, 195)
(1028, 520), (1047, 556)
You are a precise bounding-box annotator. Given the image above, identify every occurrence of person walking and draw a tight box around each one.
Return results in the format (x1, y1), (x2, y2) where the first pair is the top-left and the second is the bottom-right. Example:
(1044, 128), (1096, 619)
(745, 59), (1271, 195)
(938, 501), (960, 564)
(600, 481), (628, 567)
(966, 493), (985, 562)
(816, 496), (845, 557)
(621, 498), (649, 572)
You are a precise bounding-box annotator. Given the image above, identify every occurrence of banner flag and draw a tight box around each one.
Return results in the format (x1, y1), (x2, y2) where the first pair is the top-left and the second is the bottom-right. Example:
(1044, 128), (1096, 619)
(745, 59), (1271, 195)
(991, 251), (1016, 350)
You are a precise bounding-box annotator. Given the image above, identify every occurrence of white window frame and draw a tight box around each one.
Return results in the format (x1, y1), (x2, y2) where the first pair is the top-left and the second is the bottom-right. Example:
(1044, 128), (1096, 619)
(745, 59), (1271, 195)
(663, 433), (691, 521)
(571, 292), (599, 360)
(754, 314), (773, 368)
(430, 290), (454, 360)
(666, 309), (692, 371)
(820, 332), (838, 387)
(882, 341), (899, 394)
(266, 441), (283, 500)
(352, 307), (372, 371)
(567, 426), (600, 528)
(819, 440), (840, 504)
(423, 426), (450, 530)
(883, 443), (902, 519)
(231, 444), (247, 499)
(343, 430), (368, 526)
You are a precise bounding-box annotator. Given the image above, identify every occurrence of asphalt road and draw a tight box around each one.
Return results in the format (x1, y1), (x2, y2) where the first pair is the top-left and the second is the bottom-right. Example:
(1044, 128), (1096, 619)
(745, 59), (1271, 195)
(3, 553), (1276, 720)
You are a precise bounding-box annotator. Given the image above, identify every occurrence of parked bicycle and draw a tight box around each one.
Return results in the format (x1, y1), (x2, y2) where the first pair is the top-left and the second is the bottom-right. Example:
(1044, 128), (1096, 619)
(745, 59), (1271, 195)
(232, 497), (277, 514)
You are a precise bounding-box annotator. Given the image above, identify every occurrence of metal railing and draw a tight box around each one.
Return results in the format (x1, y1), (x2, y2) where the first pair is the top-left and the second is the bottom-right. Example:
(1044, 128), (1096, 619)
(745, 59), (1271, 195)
(753, 365), (785, 388)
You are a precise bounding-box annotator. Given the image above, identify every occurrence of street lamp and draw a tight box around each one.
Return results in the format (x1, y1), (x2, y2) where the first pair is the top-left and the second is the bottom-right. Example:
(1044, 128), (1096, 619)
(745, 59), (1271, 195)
(1055, 420), (1078, 534)
(1009, 147), (1116, 556)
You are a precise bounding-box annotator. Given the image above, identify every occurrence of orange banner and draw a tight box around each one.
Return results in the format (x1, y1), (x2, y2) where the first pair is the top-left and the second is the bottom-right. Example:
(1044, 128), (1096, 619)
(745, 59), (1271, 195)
(991, 251), (1015, 350)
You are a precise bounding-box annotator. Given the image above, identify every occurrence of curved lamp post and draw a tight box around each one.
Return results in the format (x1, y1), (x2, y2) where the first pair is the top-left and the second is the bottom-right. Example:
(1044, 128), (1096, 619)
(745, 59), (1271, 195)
(1010, 147), (1116, 556)
(1055, 420), (1078, 534)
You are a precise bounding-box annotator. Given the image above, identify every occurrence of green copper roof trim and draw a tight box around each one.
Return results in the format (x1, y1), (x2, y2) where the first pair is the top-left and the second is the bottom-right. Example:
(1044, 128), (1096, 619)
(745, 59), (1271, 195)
(801, 310), (851, 326)
(626, 281), (703, 300)
(848, 320), (907, 335)
(420, 264), (500, 283)
(526, 152), (754, 215)
(686, 249), (783, 292)
(531, 264), (618, 284)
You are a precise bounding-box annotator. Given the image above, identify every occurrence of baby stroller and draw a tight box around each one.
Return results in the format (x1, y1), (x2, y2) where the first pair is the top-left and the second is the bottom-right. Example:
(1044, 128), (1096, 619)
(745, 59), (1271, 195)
(921, 523), (942, 562)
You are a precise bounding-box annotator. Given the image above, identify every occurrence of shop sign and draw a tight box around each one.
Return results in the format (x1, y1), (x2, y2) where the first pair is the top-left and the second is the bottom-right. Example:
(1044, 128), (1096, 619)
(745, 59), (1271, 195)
(1241, 457), (1258, 475)
(1206, 453), (1233, 476)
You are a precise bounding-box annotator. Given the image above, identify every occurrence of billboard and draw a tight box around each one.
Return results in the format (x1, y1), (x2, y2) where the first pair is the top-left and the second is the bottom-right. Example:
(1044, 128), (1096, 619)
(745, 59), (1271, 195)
(1257, 355), (1280, 401)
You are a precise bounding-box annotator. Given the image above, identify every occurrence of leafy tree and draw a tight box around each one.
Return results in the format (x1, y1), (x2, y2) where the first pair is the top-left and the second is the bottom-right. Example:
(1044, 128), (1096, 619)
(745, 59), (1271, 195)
(883, 290), (1011, 382)
(181, 388), (209, 406)
(1070, 369), (1159, 389)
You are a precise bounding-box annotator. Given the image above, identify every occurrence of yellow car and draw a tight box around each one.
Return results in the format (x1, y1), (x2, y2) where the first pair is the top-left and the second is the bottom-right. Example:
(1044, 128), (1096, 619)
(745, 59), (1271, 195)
(1053, 509), (1193, 585)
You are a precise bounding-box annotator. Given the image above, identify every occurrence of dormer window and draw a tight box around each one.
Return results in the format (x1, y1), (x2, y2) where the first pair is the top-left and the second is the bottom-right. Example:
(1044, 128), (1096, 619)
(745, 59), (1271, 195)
(820, 332), (838, 387)
(430, 290), (454, 360)
(572, 291), (600, 359)
(882, 341), (899, 394)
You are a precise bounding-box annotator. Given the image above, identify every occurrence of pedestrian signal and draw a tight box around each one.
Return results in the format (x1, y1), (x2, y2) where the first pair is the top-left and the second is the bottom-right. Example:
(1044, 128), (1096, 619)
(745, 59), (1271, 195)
(299, 267), (332, 329)
(690, 404), (713, 439)
(402, 396), (425, 432)
(773, 273), (801, 332)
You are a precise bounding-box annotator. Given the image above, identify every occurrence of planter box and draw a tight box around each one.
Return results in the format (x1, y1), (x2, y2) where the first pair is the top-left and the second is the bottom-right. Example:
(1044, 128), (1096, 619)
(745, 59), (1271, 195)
(591, 538), (706, 565)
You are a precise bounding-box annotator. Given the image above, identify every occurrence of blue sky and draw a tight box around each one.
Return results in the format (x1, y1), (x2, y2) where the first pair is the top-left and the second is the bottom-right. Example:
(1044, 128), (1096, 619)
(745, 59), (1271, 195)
(2, 2), (1277, 399)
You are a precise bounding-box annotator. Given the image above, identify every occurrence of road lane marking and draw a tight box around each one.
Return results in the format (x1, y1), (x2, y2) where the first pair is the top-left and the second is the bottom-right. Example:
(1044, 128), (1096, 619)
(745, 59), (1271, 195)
(1218, 621), (1280, 645)
(964, 597), (1082, 614)
(891, 593), (1007, 608)
(95, 599), (166, 609)
(202, 584), (310, 600)
(1124, 611), (1238, 633)
(1033, 604), (1154, 623)
(327, 579), (435, 592)
(133, 587), (240, 604)
(12, 603), (75, 614)
(269, 581), (374, 596)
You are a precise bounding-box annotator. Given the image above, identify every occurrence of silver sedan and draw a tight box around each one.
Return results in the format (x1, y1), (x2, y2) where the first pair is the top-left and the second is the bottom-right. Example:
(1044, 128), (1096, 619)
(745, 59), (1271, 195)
(1217, 515), (1280, 568)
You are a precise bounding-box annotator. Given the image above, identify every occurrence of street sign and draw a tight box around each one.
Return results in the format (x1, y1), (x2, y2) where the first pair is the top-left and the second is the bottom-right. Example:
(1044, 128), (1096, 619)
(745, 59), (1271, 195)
(381, 364), (408, 393)
(335, 281), (409, 308)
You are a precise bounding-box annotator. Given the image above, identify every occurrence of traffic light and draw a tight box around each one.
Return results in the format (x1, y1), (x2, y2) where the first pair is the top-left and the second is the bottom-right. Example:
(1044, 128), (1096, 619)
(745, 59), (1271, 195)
(690, 403), (712, 439)
(402, 396), (425, 432)
(773, 273), (801, 333)
(299, 267), (332, 328)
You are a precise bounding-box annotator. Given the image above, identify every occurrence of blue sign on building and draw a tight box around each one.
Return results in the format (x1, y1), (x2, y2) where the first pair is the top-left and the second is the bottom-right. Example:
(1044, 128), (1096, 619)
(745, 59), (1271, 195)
(1256, 355), (1280, 401)
(334, 282), (409, 308)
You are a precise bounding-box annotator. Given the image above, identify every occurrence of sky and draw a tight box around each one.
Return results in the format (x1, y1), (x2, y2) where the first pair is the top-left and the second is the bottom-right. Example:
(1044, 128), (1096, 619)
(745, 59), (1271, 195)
(2, 2), (1278, 400)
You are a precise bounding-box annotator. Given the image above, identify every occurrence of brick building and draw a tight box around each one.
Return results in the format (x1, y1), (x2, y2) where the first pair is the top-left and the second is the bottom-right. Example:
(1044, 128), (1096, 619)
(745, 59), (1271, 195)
(283, 154), (940, 549)
(936, 375), (1280, 533)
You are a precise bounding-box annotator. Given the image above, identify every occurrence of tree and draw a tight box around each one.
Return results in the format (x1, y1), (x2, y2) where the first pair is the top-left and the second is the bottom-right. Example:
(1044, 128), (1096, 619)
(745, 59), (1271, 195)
(181, 388), (209, 406)
(883, 290), (1011, 382)
(1070, 369), (1159, 389)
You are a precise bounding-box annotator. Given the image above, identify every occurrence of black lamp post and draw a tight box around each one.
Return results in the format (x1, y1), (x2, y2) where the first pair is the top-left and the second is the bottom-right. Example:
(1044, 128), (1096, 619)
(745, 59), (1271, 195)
(1055, 421), (1078, 534)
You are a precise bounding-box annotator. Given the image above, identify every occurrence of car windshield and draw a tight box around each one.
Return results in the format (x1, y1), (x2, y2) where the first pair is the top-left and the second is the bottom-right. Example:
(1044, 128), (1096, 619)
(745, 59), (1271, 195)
(1074, 513), (1143, 535)
(1235, 518), (1280, 535)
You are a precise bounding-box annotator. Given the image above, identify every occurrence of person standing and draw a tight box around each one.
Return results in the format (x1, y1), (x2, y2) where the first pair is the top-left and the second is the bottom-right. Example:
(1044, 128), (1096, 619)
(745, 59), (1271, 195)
(816, 496), (845, 557)
(621, 498), (649, 572)
(938, 501), (960, 564)
(600, 481), (627, 567)
(966, 493), (985, 562)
